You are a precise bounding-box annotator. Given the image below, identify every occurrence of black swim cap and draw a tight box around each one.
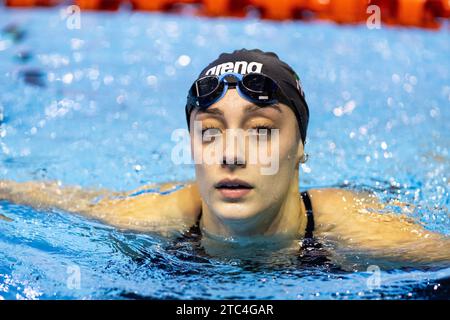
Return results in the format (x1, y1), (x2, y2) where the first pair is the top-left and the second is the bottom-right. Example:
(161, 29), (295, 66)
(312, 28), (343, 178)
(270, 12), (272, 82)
(185, 48), (309, 145)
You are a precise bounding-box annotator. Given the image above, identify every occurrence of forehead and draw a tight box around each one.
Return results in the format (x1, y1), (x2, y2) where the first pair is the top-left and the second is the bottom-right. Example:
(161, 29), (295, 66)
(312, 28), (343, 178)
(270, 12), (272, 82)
(192, 89), (284, 120)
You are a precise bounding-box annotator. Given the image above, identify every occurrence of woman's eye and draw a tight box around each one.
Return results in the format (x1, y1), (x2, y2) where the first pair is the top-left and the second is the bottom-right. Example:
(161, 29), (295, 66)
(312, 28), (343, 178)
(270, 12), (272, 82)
(202, 127), (222, 138)
(253, 125), (275, 136)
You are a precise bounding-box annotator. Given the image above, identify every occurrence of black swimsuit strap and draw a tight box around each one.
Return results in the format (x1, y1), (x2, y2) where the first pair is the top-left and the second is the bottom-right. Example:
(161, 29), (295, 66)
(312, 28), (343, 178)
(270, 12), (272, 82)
(301, 191), (315, 239)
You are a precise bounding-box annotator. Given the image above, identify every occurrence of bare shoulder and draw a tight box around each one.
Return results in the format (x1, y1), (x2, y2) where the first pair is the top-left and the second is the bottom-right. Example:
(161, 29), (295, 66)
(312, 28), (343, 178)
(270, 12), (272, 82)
(163, 181), (202, 222)
(304, 188), (382, 229)
(306, 188), (355, 212)
(304, 188), (450, 262)
(307, 187), (380, 210)
(88, 181), (202, 234)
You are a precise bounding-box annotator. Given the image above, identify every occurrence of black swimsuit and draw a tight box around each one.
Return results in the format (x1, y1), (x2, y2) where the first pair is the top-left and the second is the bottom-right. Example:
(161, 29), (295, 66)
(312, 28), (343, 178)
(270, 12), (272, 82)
(168, 191), (338, 269)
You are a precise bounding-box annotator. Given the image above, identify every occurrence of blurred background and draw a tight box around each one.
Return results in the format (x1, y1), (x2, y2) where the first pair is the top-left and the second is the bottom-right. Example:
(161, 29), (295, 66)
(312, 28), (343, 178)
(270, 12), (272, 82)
(2, 0), (450, 27)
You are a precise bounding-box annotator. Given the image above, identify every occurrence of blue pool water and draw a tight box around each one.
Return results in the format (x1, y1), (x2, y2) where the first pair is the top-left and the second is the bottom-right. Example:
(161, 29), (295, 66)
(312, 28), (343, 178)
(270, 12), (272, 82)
(0, 8), (449, 299)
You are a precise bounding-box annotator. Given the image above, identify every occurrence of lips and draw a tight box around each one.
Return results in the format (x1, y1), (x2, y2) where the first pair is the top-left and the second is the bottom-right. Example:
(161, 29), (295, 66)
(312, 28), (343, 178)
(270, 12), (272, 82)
(215, 178), (253, 189)
(215, 178), (253, 199)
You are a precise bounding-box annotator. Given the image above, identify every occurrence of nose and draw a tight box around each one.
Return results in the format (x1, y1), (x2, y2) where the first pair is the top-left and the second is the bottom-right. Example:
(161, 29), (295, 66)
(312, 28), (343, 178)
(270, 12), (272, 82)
(221, 130), (246, 170)
(221, 155), (246, 170)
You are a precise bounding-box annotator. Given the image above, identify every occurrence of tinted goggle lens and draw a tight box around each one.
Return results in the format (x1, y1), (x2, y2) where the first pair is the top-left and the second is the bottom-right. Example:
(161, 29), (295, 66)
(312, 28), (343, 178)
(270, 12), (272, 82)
(193, 76), (219, 97)
(242, 73), (277, 93)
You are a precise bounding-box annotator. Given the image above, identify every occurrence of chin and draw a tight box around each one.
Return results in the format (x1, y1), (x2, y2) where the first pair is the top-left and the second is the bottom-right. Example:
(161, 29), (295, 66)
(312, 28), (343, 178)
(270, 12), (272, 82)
(212, 202), (259, 221)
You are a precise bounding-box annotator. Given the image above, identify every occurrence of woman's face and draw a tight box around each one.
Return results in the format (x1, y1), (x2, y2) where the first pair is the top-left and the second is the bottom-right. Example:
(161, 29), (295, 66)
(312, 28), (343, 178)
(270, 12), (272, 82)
(190, 89), (304, 223)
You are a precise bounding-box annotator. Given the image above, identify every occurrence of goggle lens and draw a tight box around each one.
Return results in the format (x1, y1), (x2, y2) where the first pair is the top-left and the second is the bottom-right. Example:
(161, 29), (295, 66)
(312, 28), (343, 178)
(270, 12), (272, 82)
(242, 73), (276, 94)
(194, 76), (219, 97)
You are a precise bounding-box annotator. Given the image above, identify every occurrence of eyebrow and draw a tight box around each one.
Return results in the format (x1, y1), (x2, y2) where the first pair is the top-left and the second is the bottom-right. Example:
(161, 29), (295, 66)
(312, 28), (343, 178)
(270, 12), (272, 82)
(194, 103), (282, 118)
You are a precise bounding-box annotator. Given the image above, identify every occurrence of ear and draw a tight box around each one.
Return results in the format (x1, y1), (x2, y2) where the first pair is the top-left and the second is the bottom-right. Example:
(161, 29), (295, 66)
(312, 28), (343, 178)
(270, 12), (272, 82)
(296, 141), (306, 167)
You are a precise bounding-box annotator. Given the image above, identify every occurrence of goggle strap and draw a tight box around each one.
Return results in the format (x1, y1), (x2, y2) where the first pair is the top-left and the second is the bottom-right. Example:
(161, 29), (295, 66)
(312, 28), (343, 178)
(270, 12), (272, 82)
(195, 81), (200, 97)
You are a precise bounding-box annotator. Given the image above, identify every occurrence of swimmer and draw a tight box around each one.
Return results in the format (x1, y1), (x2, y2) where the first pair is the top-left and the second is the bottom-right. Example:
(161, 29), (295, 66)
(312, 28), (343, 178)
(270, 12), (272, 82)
(1, 49), (449, 262)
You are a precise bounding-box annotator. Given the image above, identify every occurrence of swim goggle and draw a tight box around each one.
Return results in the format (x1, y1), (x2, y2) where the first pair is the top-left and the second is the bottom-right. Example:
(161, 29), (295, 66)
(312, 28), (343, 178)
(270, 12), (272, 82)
(186, 72), (293, 113)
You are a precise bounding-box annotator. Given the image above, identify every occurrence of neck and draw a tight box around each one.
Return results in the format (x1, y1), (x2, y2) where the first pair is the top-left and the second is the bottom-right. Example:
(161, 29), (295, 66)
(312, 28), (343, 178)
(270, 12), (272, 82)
(200, 173), (308, 239)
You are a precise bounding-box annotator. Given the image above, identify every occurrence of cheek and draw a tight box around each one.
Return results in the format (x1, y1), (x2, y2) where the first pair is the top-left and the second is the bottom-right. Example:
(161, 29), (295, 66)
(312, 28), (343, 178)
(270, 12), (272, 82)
(194, 165), (212, 204)
(195, 163), (218, 196)
(273, 129), (300, 169)
(280, 125), (300, 166)
(254, 136), (298, 188)
(195, 163), (211, 183)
